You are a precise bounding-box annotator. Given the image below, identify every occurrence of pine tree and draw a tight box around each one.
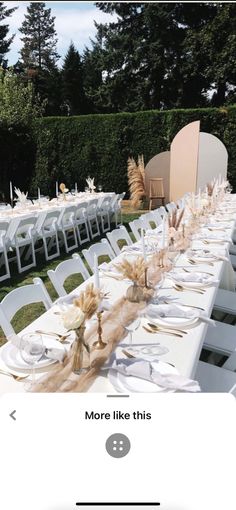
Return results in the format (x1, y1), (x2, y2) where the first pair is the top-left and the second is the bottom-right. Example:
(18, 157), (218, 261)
(61, 42), (85, 115)
(19, 2), (59, 71)
(0, 2), (17, 66)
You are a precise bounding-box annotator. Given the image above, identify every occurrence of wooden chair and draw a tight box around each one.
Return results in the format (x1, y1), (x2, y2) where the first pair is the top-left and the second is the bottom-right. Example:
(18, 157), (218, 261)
(149, 178), (165, 210)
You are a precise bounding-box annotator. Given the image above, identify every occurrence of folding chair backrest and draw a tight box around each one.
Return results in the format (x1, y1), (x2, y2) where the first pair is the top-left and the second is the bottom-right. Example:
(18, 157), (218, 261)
(48, 254), (90, 297)
(149, 178), (164, 199)
(0, 278), (52, 336)
(82, 239), (115, 271)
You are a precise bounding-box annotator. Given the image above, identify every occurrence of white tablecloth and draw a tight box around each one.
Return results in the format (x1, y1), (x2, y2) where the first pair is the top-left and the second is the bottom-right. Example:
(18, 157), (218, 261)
(0, 198), (235, 393)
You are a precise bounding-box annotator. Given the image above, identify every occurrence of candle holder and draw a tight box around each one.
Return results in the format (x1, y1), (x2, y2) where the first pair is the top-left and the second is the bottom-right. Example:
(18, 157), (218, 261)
(92, 311), (107, 350)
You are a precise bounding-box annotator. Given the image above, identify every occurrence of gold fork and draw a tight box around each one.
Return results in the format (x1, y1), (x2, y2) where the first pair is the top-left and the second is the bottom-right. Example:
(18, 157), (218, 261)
(147, 322), (187, 335)
(188, 258), (214, 267)
(183, 267), (214, 277)
(174, 283), (205, 295)
(143, 326), (183, 338)
(0, 369), (29, 381)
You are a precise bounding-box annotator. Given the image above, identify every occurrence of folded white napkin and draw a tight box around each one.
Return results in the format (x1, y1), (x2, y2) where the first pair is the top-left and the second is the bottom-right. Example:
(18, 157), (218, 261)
(110, 358), (201, 392)
(145, 303), (215, 326)
(194, 232), (231, 242)
(170, 272), (218, 285)
(8, 334), (65, 363)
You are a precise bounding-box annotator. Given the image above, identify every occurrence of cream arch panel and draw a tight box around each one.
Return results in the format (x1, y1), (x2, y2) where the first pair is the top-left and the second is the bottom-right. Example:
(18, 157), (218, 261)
(145, 151), (170, 203)
(170, 121), (200, 201)
(197, 132), (228, 189)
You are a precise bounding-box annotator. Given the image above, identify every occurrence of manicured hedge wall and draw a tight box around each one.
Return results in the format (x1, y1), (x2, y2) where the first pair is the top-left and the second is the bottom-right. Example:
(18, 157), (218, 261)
(2, 106), (236, 199)
(31, 106), (236, 196)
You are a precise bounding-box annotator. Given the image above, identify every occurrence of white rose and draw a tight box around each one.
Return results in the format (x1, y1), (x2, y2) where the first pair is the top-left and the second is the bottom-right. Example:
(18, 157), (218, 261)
(201, 198), (209, 207)
(62, 306), (85, 330)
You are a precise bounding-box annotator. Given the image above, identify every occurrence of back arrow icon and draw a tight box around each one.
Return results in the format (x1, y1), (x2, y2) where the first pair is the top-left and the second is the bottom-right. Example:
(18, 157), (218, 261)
(10, 410), (16, 421)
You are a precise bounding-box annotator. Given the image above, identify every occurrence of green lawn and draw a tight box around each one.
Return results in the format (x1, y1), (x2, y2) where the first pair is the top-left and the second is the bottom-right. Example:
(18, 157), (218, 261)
(0, 212), (140, 345)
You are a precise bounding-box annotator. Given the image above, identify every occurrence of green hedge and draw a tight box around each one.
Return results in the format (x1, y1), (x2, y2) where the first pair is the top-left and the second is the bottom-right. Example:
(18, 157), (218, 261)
(2, 106), (236, 199)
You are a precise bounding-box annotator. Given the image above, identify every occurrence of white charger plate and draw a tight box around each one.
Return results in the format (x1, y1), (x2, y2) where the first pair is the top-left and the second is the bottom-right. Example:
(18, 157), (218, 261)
(110, 361), (178, 393)
(0, 336), (64, 371)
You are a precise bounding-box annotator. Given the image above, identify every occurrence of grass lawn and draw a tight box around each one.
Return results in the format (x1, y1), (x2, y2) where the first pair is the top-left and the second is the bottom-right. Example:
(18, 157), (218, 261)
(0, 210), (141, 345)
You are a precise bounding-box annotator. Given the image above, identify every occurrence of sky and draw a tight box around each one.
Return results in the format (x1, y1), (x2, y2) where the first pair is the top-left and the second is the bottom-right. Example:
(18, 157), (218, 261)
(4, 1), (115, 66)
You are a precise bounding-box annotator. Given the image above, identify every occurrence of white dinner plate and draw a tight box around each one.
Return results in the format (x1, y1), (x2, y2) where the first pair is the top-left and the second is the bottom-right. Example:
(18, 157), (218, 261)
(116, 361), (178, 393)
(0, 336), (64, 371)
(146, 313), (198, 328)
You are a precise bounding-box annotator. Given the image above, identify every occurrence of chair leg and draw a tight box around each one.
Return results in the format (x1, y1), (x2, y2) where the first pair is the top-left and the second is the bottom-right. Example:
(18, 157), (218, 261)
(63, 227), (78, 253)
(0, 249), (10, 282)
(15, 242), (36, 273)
(149, 199), (152, 211)
(88, 216), (100, 239)
(43, 233), (60, 261)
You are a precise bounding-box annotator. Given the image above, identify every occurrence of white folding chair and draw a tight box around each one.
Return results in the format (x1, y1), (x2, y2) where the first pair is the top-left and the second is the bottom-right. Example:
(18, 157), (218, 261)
(7, 216), (37, 273)
(98, 196), (112, 233)
(106, 226), (133, 255)
(0, 277), (52, 337)
(139, 212), (160, 230)
(111, 192), (125, 227)
(74, 202), (90, 245)
(35, 209), (61, 261)
(48, 254), (90, 297)
(57, 205), (78, 253)
(86, 198), (100, 239)
(82, 239), (115, 271)
(129, 219), (143, 241)
(196, 352), (236, 394)
(149, 209), (164, 225)
(204, 321), (236, 357)
(0, 220), (11, 281)
(165, 201), (177, 213)
(158, 206), (168, 218)
(214, 288), (236, 315)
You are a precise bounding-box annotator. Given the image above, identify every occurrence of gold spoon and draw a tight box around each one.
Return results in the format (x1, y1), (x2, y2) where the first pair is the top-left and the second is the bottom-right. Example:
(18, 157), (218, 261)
(173, 284), (205, 295)
(143, 326), (183, 338)
(147, 322), (187, 335)
(0, 369), (29, 381)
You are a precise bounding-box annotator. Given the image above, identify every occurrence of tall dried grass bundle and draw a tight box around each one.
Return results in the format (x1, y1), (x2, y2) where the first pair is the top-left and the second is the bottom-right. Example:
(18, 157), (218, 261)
(115, 256), (147, 285)
(207, 182), (215, 196)
(127, 155), (146, 208)
(74, 284), (101, 320)
(168, 208), (185, 230)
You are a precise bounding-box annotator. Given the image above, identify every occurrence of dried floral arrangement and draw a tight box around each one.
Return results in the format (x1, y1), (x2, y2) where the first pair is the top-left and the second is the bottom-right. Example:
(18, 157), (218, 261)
(115, 256), (147, 285)
(127, 155), (146, 208)
(207, 182), (215, 196)
(59, 182), (69, 193)
(73, 283), (101, 320)
(168, 208), (185, 230)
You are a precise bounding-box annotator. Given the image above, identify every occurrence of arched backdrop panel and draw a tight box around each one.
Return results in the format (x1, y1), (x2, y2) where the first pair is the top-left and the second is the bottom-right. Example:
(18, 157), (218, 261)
(145, 151), (170, 202)
(169, 121), (200, 201)
(197, 132), (228, 190)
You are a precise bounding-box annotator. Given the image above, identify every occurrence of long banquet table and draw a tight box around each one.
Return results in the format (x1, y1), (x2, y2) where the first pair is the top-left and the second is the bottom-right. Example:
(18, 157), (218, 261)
(0, 196), (236, 393)
(0, 191), (114, 222)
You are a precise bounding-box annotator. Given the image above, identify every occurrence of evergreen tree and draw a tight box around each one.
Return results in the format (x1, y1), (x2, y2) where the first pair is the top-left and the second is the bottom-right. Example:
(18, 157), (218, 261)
(0, 2), (17, 66)
(61, 42), (85, 115)
(19, 2), (59, 71)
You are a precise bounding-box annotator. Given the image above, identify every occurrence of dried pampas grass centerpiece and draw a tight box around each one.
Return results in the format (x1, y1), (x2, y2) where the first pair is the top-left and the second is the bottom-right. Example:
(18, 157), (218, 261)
(127, 155), (146, 209)
(73, 283), (101, 320)
(115, 256), (148, 302)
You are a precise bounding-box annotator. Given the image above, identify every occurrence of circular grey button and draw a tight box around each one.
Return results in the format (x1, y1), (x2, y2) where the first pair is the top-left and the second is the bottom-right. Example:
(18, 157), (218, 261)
(105, 433), (131, 458)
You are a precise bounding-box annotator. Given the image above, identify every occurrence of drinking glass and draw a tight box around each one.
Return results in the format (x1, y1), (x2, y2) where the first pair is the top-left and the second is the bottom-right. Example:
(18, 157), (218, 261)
(123, 318), (141, 346)
(98, 184), (103, 192)
(20, 333), (44, 390)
